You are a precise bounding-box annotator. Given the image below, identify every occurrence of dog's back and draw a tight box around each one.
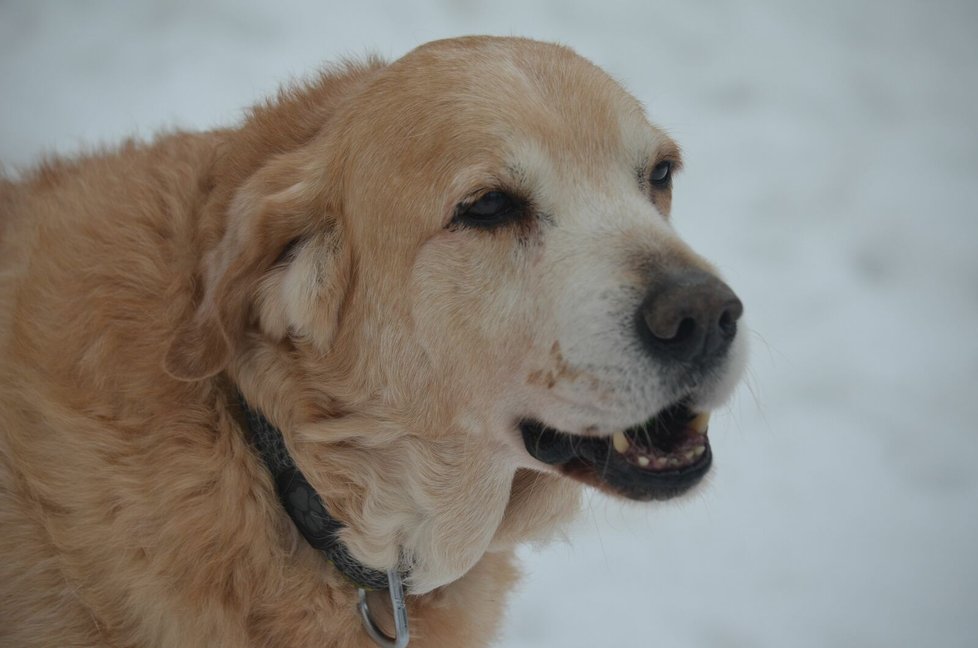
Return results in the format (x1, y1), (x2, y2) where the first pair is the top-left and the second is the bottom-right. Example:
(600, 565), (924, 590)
(0, 136), (232, 646)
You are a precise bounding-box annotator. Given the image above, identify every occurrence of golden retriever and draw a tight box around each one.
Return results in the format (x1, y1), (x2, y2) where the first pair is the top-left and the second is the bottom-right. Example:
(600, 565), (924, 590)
(0, 36), (746, 647)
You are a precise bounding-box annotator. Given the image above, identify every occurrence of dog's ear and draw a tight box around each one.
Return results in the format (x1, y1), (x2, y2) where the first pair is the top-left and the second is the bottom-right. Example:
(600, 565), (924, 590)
(164, 149), (344, 381)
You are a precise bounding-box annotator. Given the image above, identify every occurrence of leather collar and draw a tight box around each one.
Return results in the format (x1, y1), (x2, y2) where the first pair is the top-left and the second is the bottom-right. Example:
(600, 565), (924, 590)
(237, 393), (399, 591)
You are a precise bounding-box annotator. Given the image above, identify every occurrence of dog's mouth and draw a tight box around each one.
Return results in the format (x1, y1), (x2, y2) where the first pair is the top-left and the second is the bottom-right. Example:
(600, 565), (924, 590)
(520, 400), (712, 501)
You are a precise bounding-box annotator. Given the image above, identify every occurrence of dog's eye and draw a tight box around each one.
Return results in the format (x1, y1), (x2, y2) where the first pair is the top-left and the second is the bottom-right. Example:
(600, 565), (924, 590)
(453, 191), (524, 229)
(650, 161), (672, 187)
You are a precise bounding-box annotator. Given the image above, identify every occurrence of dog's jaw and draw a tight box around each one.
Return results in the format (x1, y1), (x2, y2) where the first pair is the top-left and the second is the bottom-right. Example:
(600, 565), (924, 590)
(283, 414), (527, 594)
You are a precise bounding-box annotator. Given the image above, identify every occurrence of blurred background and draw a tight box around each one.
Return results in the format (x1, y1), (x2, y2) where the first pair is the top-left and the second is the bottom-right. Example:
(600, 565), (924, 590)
(3, 1), (976, 646)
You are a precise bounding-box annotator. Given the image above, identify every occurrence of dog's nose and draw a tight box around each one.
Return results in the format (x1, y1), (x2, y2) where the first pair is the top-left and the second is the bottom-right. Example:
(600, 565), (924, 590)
(638, 268), (743, 365)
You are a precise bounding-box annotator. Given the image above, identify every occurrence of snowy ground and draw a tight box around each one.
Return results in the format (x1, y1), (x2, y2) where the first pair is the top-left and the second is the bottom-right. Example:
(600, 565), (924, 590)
(3, 2), (977, 646)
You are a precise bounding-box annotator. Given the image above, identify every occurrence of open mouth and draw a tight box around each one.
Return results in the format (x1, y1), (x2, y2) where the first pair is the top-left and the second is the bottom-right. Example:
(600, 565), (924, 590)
(520, 400), (712, 501)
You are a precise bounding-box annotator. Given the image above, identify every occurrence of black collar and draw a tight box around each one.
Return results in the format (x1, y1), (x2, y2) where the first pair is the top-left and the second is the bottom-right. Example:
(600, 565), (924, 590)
(237, 393), (396, 591)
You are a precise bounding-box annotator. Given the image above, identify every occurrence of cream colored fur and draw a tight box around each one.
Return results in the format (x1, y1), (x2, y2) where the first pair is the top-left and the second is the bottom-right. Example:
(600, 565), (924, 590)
(0, 37), (742, 647)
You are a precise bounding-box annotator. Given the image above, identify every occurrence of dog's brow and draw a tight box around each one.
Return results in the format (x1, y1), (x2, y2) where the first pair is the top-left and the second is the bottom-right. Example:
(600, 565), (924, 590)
(656, 140), (683, 167)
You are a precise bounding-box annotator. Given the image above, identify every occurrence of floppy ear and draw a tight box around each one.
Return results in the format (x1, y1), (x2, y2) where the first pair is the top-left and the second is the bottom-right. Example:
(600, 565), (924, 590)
(164, 149), (344, 381)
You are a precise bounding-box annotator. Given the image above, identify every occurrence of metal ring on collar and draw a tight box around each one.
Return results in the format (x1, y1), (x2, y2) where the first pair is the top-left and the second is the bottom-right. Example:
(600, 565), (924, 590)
(357, 569), (410, 648)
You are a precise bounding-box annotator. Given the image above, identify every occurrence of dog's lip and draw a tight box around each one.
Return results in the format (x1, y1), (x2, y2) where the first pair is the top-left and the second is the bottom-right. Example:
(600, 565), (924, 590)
(519, 400), (712, 501)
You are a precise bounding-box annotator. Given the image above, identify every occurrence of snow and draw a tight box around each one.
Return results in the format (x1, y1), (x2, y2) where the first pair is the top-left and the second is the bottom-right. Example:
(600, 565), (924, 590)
(3, 1), (977, 646)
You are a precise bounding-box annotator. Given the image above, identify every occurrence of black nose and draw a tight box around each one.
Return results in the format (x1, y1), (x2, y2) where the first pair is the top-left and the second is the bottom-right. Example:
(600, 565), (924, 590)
(638, 268), (743, 365)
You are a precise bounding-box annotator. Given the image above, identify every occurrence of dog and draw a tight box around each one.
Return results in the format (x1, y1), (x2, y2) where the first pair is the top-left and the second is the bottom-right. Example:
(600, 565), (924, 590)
(0, 36), (746, 647)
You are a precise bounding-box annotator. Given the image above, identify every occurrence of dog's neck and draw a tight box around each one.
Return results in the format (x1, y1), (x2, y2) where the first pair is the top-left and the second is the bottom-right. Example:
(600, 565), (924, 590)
(236, 392), (405, 591)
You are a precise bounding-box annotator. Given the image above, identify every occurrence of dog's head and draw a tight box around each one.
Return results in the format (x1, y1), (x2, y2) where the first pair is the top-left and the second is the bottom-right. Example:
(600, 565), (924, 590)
(165, 37), (746, 593)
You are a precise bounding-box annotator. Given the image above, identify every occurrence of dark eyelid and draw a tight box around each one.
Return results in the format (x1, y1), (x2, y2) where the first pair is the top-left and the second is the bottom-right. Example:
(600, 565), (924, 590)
(274, 237), (302, 265)
(647, 155), (682, 186)
(651, 160), (671, 182)
(450, 188), (529, 230)
(657, 155), (682, 174)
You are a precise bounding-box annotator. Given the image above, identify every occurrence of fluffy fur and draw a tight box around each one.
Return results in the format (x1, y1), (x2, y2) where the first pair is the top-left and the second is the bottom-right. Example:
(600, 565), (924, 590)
(0, 37), (743, 647)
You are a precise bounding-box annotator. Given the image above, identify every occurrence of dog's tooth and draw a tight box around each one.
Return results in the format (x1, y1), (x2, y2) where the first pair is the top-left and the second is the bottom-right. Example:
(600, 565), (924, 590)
(636, 455), (650, 467)
(689, 412), (711, 434)
(692, 445), (706, 458)
(612, 431), (630, 454)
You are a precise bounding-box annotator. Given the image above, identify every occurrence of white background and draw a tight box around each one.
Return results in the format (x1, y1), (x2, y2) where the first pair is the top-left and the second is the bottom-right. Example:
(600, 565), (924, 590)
(3, 2), (976, 646)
